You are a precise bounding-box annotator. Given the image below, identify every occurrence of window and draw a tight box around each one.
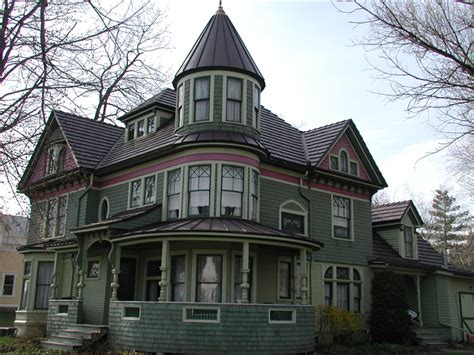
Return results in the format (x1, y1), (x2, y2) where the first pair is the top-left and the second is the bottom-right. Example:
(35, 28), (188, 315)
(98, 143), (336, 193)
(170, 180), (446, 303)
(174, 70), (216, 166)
(146, 260), (161, 301)
(340, 151), (348, 173)
(404, 227), (414, 258)
(330, 156), (339, 170)
(130, 179), (141, 208)
(281, 212), (305, 234)
(46, 145), (66, 175)
(196, 255), (222, 303)
(87, 260), (100, 279)
(253, 85), (260, 128)
(144, 176), (156, 205)
(194, 77), (210, 122)
(250, 170), (258, 221)
(1, 274), (15, 296)
(24, 262), (31, 277)
(333, 196), (351, 239)
(278, 259), (291, 300)
(20, 262), (31, 309)
(188, 165), (210, 216)
(226, 78), (242, 122)
(99, 198), (109, 221)
(147, 116), (155, 134)
(127, 124), (135, 141)
(137, 120), (145, 138)
(167, 169), (181, 219)
(178, 84), (184, 126)
(171, 255), (186, 302)
(45, 195), (67, 238)
(221, 166), (243, 217)
(234, 256), (253, 303)
(35, 261), (54, 309)
(324, 266), (362, 313)
(350, 161), (358, 176)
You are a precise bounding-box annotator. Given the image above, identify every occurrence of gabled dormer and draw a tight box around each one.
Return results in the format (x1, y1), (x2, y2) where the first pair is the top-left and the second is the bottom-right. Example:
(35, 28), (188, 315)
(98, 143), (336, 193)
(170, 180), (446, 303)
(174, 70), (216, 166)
(372, 200), (424, 259)
(171, 5), (265, 140)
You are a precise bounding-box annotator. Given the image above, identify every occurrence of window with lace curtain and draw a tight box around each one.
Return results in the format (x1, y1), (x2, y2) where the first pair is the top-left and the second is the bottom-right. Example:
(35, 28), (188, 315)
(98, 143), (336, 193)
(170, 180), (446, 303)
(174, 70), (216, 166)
(324, 266), (362, 313)
(226, 77), (242, 122)
(194, 77), (210, 122)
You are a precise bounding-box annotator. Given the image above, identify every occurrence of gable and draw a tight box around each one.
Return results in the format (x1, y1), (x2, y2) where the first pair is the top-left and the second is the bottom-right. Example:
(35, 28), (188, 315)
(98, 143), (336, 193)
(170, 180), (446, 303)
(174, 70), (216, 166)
(319, 133), (371, 181)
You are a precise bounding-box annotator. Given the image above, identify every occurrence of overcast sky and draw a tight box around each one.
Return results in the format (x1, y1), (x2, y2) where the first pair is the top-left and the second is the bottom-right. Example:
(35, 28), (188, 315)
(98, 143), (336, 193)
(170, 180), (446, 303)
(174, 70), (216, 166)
(1, 0), (470, 215)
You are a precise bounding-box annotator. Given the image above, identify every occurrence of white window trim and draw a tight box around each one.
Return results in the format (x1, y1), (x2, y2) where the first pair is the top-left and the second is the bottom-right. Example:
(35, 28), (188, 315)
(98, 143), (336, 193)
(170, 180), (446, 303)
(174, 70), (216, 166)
(277, 256), (293, 302)
(191, 249), (227, 303)
(44, 194), (68, 240)
(401, 225), (418, 260)
(127, 173), (157, 210)
(279, 200), (308, 236)
(191, 75), (213, 124)
(167, 250), (189, 302)
(230, 251), (258, 303)
(122, 305), (141, 320)
(98, 197), (110, 221)
(322, 264), (363, 313)
(1, 273), (16, 297)
(331, 194), (355, 242)
(86, 258), (101, 280)
(144, 256), (161, 302)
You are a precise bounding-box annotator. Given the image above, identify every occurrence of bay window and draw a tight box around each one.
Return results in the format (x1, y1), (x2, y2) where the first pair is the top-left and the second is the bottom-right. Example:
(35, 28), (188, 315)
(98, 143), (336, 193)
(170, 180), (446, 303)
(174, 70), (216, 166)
(226, 77), (242, 122)
(171, 255), (186, 302)
(333, 196), (351, 239)
(196, 255), (222, 303)
(194, 77), (210, 122)
(167, 169), (181, 219)
(221, 165), (243, 217)
(324, 266), (362, 313)
(188, 165), (210, 216)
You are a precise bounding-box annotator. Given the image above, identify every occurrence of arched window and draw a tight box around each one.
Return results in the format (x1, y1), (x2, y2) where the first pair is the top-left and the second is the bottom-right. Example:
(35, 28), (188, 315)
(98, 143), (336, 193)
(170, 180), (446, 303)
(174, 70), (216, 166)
(99, 198), (109, 221)
(57, 147), (66, 172)
(279, 200), (307, 235)
(46, 144), (66, 175)
(324, 266), (362, 313)
(340, 150), (348, 173)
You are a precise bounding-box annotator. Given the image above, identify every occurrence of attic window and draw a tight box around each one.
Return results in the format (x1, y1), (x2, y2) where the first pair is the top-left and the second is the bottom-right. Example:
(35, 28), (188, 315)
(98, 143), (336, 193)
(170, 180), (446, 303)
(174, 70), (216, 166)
(329, 150), (359, 177)
(127, 124), (135, 141)
(350, 162), (358, 176)
(137, 120), (145, 138)
(46, 145), (66, 175)
(330, 156), (339, 170)
(147, 117), (155, 134)
(340, 151), (348, 173)
(404, 227), (414, 258)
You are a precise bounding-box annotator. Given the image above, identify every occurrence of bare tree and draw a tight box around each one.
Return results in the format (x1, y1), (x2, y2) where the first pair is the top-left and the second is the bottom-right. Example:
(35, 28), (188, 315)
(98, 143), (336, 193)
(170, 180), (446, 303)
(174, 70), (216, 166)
(448, 135), (474, 201)
(0, 0), (169, 215)
(343, 0), (473, 150)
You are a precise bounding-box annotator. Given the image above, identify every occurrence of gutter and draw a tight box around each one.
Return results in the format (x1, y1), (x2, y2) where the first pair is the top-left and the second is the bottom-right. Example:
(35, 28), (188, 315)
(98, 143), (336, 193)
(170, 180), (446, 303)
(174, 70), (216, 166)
(76, 173), (94, 228)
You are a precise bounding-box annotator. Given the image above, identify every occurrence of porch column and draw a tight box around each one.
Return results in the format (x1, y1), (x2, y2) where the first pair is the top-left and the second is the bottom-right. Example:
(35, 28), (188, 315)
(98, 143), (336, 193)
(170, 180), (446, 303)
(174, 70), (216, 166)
(159, 239), (169, 302)
(50, 252), (60, 299)
(416, 275), (423, 326)
(299, 249), (309, 304)
(109, 243), (121, 301)
(75, 236), (86, 300)
(241, 241), (250, 303)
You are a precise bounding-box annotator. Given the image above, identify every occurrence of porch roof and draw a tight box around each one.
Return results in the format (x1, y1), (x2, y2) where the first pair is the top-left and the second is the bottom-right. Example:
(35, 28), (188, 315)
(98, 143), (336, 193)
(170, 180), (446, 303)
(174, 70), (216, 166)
(112, 217), (323, 249)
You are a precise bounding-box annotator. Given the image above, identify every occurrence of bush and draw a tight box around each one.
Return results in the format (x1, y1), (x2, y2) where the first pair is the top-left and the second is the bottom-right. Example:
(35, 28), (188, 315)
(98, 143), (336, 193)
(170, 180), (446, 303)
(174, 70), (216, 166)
(369, 271), (412, 344)
(317, 305), (364, 345)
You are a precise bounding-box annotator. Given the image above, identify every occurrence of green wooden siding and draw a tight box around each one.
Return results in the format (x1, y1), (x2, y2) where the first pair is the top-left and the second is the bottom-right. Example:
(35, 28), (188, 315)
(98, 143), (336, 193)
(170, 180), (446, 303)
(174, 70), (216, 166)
(183, 79), (190, 126)
(213, 75), (223, 121)
(59, 252), (76, 299)
(98, 183), (129, 217)
(27, 200), (47, 244)
(376, 227), (401, 255)
(246, 80), (253, 126)
(421, 275), (439, 327)
(448, 277), (474, 341)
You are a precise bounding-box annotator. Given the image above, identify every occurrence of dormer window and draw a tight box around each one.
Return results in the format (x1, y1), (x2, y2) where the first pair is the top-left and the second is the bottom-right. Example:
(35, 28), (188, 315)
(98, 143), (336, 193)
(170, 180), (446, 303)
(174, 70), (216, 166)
(46, 145), (66, 175)
(226, 77), (242, 122)
(194, 77), (210, 122)
(178, 84), (184, 126)
(404, 227), (414, 258)
(330, 150), (359, 177)
(127, 124), (135, 141)
(146, 116), (155, 134)
(137, 120), (145, 138)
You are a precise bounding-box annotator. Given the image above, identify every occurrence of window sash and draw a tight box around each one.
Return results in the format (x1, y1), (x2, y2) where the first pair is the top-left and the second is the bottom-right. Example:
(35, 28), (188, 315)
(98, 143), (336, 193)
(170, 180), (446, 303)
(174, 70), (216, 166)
(2, 275), (14, 296)
(144, 176), (156, 204)
(56, 196), (66, 236)
(35, 262), (54, 309)
(324, 282), (332, 306)
(137, 120), (145, 137)
(221, 166), (243, 217)
(278, 261), (291, 299)
(281, 212), (305, 234)
(353, 283), (361, 313)
(20, 279), (29, 309)
(130, 180), (142, 208)
(340, 151), (348, 173)
(333, 197), (351, 239)
(405, 228), (413, 257)
(194, 78), (210, 122)
(167, 169), (182, 219)
(226, 78), (242, 122)
(171, 255), (186, 302)
(127, 124), (135, 140)
(350, 161), (358, 175)
(330, 156), (339, 170)
(336, 283), (350, 310)
(188, 166), (210, 216)
(196, 255), (222, 303)
(147, 117), (155, 134)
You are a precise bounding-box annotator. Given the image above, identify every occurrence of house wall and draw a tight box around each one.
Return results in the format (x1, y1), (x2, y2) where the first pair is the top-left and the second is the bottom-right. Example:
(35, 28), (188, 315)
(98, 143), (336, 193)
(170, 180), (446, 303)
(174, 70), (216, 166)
(376, 227), (401, 255)
(448, 277), (474, 341)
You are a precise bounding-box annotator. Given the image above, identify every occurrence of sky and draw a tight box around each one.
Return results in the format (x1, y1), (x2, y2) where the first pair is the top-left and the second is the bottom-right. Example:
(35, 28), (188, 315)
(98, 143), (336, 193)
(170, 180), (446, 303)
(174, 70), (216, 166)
(1, 0), (470, 215)
(160, 0), (468, 210)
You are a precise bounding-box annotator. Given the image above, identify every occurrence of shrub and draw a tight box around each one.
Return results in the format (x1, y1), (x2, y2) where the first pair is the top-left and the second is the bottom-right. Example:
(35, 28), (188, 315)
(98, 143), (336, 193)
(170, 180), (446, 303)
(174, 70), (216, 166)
(369, 271), (412, 344)
(317, 305), (364, 345)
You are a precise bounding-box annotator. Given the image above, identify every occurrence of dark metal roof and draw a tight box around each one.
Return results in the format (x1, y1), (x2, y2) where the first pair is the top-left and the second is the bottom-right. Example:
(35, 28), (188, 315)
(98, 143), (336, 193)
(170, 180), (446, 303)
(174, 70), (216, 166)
(116, 217), (323, 248)
(303, 120), (349, 165)
(372, 200), (423, 225)
(173, 6), (265, 89)
(54, 110), (124, 169)
(18, 237), (77, 251)
(371, 233), (474, 277)
(120, 88), (176, 121)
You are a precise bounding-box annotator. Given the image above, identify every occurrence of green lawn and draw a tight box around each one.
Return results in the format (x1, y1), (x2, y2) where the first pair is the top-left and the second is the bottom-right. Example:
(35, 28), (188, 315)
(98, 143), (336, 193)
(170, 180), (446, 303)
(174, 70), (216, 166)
(0, 336), (44, 353)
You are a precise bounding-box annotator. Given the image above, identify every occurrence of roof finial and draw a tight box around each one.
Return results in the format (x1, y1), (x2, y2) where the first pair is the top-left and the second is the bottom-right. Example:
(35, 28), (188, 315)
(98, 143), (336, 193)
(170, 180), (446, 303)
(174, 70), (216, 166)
(216, 1), (225, 14)
(219, 0), (222, 6)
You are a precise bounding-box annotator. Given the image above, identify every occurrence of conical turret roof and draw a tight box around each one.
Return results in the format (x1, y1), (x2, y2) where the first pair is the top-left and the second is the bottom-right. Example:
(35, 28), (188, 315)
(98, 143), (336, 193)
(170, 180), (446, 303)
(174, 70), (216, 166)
(173, 6), (265, 89)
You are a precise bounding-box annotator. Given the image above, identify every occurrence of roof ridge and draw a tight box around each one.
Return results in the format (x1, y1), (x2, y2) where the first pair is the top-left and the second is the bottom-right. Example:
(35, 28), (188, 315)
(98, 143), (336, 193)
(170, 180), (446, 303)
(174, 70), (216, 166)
(303, 119), (351, 134)
(373, 200), (412, 208)
(54, 109), (124, 130)
(261, 106), (304, 133)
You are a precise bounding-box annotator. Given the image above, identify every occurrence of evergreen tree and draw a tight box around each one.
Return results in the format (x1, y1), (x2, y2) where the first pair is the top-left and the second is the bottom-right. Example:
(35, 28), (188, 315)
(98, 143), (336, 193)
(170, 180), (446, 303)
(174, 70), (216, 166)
(424, 189), (472, 268)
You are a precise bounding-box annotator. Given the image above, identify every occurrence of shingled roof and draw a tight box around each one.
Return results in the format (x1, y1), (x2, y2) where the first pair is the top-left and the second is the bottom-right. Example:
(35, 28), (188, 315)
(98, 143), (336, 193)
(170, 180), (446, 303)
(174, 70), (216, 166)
(55, 110), (124, 169)
(372, 200), (423, 225)
(173, 6), (265, 89)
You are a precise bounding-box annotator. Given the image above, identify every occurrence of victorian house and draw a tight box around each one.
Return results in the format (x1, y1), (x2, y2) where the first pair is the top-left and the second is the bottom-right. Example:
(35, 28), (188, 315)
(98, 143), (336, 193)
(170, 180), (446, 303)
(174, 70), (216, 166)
(14, 5), (474, 353)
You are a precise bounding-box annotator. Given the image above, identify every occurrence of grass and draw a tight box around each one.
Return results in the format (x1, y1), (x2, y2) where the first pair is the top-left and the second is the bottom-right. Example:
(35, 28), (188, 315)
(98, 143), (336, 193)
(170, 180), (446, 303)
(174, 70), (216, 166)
(0, 336), (45, 353)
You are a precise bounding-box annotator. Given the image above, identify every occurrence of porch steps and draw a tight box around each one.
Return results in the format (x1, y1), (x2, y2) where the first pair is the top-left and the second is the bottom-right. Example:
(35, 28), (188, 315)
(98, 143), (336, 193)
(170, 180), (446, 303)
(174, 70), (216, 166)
(413, 328), (448, 347)
(42, 324), (108, 352)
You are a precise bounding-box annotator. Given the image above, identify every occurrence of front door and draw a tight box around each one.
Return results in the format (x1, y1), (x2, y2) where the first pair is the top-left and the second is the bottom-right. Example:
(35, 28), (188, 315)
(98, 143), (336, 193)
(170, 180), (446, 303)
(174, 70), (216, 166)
(118, 258), (137, 301)
(459, 292), (474, 337)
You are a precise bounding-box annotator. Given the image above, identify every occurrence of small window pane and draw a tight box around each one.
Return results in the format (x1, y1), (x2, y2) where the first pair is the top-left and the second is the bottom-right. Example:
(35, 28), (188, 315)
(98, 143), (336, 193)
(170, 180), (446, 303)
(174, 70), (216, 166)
(172, 255), (186, 302)
(144, 176), (156, 204)
(353, 284), (361, 313)
(24, 262), (31, 276)
(87, 261), (100, 278)
(196, 255), (222, 303)
(330, 156), (339, 170)
(46, 199), (57, 238)
(137, 120), (145, 137)
(226, 101), (241, 122)
(324, 266), (333, 279)
(100, 199), (109, 221)
(147, 117), (155, 134)
(350, 162), (358, 176)
(189, 166), (210, 216)
(336, 267), (350, 280)
(35, 262), (53, 309)
(195, 100), (210, 122)
(56, 196), (67, 236)
(340, 151), (348, 173)
(333, 197), (351, 239)
(221, 166), (243, 217)
(147, 260), (161, 277)
(130, 180), (141, 208)
(324, 282), (332, 305)
(20, 279), (29, 309)
(337, 283), (350, 310)
(281, 212), (305, 234)
(195, 78), (209, 100)
(195, 78), (210, 122)
(167, 169), (182, 219)
(2, 275), (14, 296)
(353, 269), (361, 281)
(278, 261), (291, 299)
(250, 171), (259, 221)
(405, 228), (413, 258)
(128, 124), (135, 140)
(227, 78), (242, 100)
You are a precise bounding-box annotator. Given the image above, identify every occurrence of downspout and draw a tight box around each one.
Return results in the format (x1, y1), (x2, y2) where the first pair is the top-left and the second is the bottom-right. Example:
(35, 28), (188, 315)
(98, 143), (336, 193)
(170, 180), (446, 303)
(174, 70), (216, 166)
(76, 173), (94, 228)
(299, 167), (312, 238)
